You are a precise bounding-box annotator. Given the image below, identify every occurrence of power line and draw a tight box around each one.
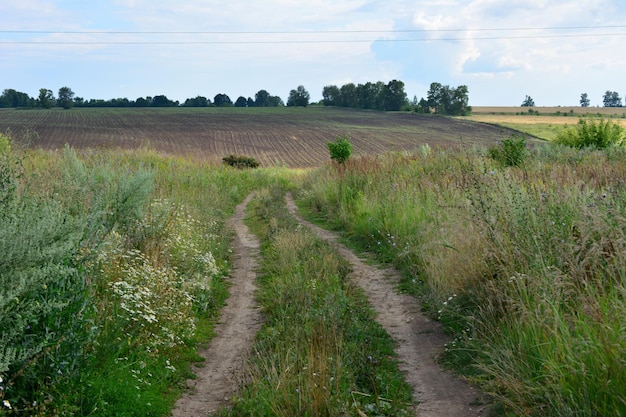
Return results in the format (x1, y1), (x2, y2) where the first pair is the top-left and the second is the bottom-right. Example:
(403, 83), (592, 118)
(1, 25), (626, 34)
(1, 32), (625, 45)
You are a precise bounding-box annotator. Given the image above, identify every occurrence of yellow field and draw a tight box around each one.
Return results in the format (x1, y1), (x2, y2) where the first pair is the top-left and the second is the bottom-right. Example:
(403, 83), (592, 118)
(465, 106), (626, 140)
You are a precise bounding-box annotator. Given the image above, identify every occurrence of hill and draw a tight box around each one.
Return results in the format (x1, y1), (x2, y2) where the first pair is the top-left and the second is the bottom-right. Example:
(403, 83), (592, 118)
(0, 106), (521, 167)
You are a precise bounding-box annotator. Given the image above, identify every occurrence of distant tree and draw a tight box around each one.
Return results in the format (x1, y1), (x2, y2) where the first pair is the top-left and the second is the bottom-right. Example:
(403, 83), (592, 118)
(0, 89), (34, 108)
(151, 95), (177, 107)
(427, 82), (447, 113)
(580, 93), (590, 107)
(234, 96), (248, 107)
(57, 86), (75, 109)
(183, 96), (209, 107)
(521, 95), (535, 107)
(339, 83), (358, 108)
(38, 88), (55, 109)
(603, 90), (622, 107)
(425, 83), (470, 115)
(254, 90), (271, 107)
(449, 85), (471, 116)
(287, 85), (310, 107)
(417, 97), (429, 113)
(322, 85), (340, 106)
(381, 80), (408, 111)
(134, 97), (150, 107)
(246, 97), (255, 107)
(268, 95), (284, 106)
(214, 93), (232, 107)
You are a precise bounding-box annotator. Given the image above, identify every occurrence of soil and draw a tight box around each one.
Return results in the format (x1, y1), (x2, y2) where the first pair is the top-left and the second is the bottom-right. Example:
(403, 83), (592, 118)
(171, 194), (263, 416)
(0, 107), (522, 168)
(285, 192), (488, 416)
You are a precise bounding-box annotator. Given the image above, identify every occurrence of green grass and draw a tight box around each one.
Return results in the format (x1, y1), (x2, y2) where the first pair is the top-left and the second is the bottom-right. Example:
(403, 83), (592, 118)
(214, 186), (413, 417)
(0, 142), (282, 416)
(296, 145), (626, 416)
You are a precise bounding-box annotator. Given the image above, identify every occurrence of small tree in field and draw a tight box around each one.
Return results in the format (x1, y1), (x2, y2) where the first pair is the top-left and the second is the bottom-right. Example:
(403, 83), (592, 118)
(521, 95), (535, 107)
(328, 135), (352, 164)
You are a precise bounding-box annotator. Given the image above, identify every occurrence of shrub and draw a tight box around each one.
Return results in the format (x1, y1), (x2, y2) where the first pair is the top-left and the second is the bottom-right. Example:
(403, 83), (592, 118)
(327, 135), (353, 164)
(554, 117), (625, 149)
(222, 154), (259, 169)
(488, 134), (528, 167)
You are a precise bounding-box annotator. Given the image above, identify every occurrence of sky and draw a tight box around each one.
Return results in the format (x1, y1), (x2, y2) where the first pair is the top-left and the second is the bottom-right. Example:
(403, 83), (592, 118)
(2, 0), (626, 106)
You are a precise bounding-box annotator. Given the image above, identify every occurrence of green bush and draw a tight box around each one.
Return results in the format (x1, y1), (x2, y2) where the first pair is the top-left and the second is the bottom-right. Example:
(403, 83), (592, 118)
(327, 135), (353, 164)
(488, 134), (528, 167)
(222, 154), (259, 169)
(555, 117), (625, 149)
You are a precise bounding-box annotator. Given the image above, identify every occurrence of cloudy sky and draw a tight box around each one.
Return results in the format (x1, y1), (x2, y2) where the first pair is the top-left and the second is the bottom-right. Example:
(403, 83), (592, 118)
(2, 0), (626, 106)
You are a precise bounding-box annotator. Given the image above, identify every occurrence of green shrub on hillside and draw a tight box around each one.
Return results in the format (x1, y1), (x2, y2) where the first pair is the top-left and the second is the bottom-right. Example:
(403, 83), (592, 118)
(222, 154), (259, 169)
(488, 134), (528, 167)
(555, 117), (625, 149)
(328, 135), (353, 164)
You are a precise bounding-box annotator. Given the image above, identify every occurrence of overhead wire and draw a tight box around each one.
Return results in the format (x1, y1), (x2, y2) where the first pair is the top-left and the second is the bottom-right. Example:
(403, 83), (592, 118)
(0, 25), (625, 44)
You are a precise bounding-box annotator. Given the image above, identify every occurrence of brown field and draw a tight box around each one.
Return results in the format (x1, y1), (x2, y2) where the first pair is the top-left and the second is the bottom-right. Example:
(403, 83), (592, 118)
(0, 106), (523, 168)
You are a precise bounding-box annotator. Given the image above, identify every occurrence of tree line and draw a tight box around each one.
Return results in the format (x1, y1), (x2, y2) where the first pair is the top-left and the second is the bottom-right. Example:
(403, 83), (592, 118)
(0, 80), (470, 115)
(521, 91), (626, 108)
(0, 86), (312, 110)
(322, 81), (471, 115)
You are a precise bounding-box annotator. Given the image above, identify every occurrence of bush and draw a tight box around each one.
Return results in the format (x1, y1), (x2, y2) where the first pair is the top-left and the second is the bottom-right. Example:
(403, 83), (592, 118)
(222, 154), (259, 169)
(554, 117), (625, 149)
(327, 135), (353, 164)
(488, 134), (528, 167)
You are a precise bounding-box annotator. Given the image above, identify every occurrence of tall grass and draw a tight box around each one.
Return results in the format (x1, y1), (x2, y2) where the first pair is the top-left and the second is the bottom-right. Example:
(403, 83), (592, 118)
(0, 140), (280, 416)
(216, 186), (412, 416)
(297, 145), (626, 416)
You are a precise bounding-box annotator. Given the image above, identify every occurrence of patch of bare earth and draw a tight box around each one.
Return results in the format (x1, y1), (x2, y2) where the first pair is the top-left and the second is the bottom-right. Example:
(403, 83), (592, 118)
(171, 194), (262, 417)
(285, 192), (488, 417)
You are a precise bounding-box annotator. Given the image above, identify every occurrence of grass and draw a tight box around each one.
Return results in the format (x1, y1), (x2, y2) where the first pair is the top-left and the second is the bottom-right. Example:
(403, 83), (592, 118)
(215, 185), (413, 417)
(0, 140), (281, 416)
(296, 144), (626, 416)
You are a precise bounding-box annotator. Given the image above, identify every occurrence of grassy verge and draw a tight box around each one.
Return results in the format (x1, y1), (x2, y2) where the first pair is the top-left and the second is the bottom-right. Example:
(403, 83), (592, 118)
(215, 186), (413, 417)
(0, 139), (280, 416)
(296, 146), (626, 416)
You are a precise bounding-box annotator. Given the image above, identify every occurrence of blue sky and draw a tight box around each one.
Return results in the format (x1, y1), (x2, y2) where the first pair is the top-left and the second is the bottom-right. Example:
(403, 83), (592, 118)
(2, 0), (626, 106)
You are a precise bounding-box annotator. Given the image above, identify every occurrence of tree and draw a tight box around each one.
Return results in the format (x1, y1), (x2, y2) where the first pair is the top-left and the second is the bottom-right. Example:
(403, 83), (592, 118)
(322, 85), (340, 106)
(287, 85), (310, 107)
(57, 86), (75, 109)
(580, 93), (590, 107)
(521, 95), (535, 107)
(0, 89), (34, 108)
(254, 90), (271, 107)
(213, 93), (232, 107)
(328, 135), (353, 164)
(449, 85), (471, 116)
(151, 95), (177, 107)
(382, 80), (408, 111)
(182, 96), (209, 107)
(603, 91), (622, 107)
(38, 88), (55, 109)
(234, 96), (248, 107)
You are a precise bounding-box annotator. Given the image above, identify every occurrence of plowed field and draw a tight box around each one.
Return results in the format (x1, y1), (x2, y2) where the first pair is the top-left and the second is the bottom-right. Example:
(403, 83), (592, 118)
(0, 107), (521, 167)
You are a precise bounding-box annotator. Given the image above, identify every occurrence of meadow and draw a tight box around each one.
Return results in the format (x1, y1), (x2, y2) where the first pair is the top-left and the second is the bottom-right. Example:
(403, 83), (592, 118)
(467, 106), (626, 141)
(1, 107), (625, 416)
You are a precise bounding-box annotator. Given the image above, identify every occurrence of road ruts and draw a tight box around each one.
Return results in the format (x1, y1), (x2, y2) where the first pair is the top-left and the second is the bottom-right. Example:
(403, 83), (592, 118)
(171, 193), (263, 417)
(285, 192), (487, 417)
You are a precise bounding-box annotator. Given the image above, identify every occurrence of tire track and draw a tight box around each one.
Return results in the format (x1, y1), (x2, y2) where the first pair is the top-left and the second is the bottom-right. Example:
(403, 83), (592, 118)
(285, 192), (486, 417)
(171, 193), (262, 417)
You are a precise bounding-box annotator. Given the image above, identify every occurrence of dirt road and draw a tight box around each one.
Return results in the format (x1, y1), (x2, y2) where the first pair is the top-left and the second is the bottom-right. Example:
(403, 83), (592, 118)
(285, 192), (486, 417)
(171, 194), (263, 416)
